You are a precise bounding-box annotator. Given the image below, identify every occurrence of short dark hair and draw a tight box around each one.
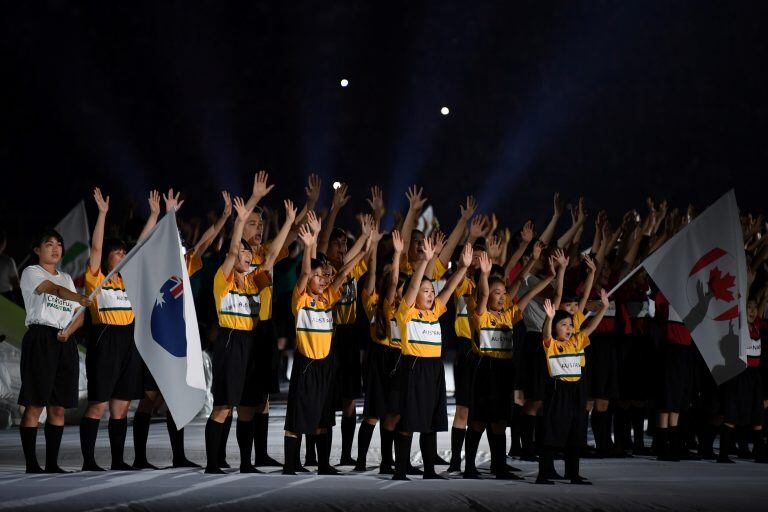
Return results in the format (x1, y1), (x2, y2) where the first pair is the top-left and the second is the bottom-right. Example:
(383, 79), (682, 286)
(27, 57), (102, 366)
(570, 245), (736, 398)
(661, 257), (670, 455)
(32, 229), (65, 262)
(552, 310), (573, 330)
(330, 228), (347, 243)
(101, 238), (127, 272)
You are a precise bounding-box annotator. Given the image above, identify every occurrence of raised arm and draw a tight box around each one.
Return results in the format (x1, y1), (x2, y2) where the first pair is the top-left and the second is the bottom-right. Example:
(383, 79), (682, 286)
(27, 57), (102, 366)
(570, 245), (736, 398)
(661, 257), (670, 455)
(138, 190), (162, 241)
(89, 187), (110, 274)
(401, 185), (427, 256)
(387, 230), (405, 305)
(221, 197), (254, 278)
(557, 197), (586, 249)
(474, 252), (493, 316)
(295, 223), (319, 296)
(517, 253), (556, 313)
(578, 255), (597, 314)
(403, 236), (435, 307)
(294, 173), (321, 227)
(539, 192), (565, 245)
(552, 249), (569, 310)
(542, 299), (556, 342)
(438, 196), (477, 268)
(244, 170), (275, 212)
(262, 200), (298, 271)
(193, 191), (232, 256)
(367, 186), (385, 224)
(579, 288), (610, 338)
(424, 230), (446, 280)
(331, 235), (371, 292)
(504, 221), (534, 279)
(437, 243), (473, 305)
(318, 183), (350, 255)
(344, 214), (373, 265)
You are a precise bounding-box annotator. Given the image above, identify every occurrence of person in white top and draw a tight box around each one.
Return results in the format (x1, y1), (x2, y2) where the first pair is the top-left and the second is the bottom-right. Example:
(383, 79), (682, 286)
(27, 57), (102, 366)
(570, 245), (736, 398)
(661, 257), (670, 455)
(18, 229), (90, 474)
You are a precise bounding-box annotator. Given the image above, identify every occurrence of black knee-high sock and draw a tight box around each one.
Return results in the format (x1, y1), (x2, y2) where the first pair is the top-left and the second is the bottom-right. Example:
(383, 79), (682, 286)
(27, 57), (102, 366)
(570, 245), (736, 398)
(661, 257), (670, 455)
(655, 427), (668, 459)
(393, 434), (412, 478)
(381, 428), (394, 466)
(166, 412), (185, 463)
(420, 432), (437, 475)
(80, 417), (100, 467)
(449, 427), (466, 468)
(316, 433), (333, 471)
(668, 425), (680, 460)
(295, 434), (304, 468)
(463, 428), (482, 473)
(698, 423), (717, 457)
(304, 432), (316, 463)
(591, 411), (605, 452)
(44, 423), (64, 471)
(614, 408), (631, 450)
(603, 410), (615, 448)
(489, 430), (507, 474)
(132, 412), (151, 464)
(219, 415), (232, 467)
(535, 416), (547, 454)
(236, 420), (255, 469)
(583, 411), (591, 447)
(283, 436), (298, 474)
(204, 419), (224, 471)
(341, 415), (356, 461)
(631, 407), (646, 450)
(509, 406), (522, 456)
(356, 422), (375, 468)
(564, 446), (581, 479)
(521, 415), (536, 457)
(20, 425), (41, 472)
(108, 417), (128, 467)
(253, 413), (269, 460)
(537, 446), (554, 481)
(718, 425), (734, 462)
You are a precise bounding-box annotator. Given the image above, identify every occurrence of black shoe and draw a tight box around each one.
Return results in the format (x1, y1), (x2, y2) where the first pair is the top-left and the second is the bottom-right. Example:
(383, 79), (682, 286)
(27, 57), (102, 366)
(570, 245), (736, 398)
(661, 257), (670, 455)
(423, 472), (447, 480)
(240, 464), (262, 474)
(295, 464), (310, 473)
(337, 455), (357, 466)
(535, 474), (554, 485)
(318, 465), (340, 475)
(679, 450), (701, 461)
(580, 446), (601, 459)
(352, 463), (367, 472)
(282, 468), (297, 476)
(25, 465), (45, 474)
(446, 463), (462, 473)
(172, 458), (202, 468)
(133, 460), (159, 470)
(304, 455), (318, 467)
(632, 445), (653, 456)
(43, 465), (71, 474)
(392, 473), (410, 481)
(716, 456), (735, 464)
(570, 475), (592, 485)
(434, 453), (450, 466)
(519, 451), (538, 462)
(82, 462), (106, 472)
(406, 464), (423, 475)
(204, 466), (226, 474)
(254, 455), (283, 467)
(111, 462), (137, 471)
(219, 460), (231, 469)
(379, 463), (394, 475)
(462, 468), (481, 479)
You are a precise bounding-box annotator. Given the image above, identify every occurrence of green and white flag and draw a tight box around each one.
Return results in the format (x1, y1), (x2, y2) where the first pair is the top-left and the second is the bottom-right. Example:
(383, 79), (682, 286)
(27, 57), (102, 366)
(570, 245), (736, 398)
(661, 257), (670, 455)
(55, 201), (90, 292)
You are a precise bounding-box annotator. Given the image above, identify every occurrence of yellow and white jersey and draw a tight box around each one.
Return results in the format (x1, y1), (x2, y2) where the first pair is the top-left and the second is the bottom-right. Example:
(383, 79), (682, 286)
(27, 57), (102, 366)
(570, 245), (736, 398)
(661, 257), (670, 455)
(214, 267), (270, 331)
(85, 269), (134, 326)
(472, 304), (523, 359)
(333, 259), (368, 326)
(397, 297), (447, 358)
(543, 331), (590, 382)
(292, 286), (341, 359)
(248, 240), (289, 321)
(453, 277), (476, 340)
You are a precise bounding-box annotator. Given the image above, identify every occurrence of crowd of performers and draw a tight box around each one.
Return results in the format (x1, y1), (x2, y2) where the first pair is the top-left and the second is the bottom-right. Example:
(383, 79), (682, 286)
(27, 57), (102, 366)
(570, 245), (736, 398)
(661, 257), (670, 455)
(15, 173), (768, 484)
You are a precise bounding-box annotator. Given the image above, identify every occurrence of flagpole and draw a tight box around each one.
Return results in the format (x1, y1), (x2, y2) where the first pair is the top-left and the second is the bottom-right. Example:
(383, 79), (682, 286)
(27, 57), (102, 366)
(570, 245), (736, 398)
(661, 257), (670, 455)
(605, 263), (644, 298)
(62, 212), (172, 331)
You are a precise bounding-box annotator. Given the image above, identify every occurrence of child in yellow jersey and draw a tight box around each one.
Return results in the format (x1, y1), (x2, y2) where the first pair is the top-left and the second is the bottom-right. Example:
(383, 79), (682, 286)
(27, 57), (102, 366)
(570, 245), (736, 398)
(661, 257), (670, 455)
(204, 197), (291, 474)
(390, 239), (473, 481)
(79, 187), (160, 473)
(461, 252), (556, 480)
(283, 213), (370, 476)
(536, 292), (609, 486)
(355, 229), (406, 474)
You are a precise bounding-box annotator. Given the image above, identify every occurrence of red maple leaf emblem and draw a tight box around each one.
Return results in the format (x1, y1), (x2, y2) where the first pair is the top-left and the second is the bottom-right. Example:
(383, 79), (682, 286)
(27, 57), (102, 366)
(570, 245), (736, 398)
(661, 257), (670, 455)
(708, 267), (736, 302)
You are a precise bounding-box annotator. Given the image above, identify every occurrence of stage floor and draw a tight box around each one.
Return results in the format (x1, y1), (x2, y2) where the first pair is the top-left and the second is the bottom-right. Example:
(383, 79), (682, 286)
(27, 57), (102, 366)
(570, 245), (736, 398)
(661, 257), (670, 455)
(1, 402), (767, 511)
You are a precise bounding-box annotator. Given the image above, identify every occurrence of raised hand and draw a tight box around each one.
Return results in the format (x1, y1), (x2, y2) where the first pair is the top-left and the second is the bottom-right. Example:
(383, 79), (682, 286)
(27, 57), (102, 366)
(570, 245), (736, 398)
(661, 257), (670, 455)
(221, 191), (232, 218)
(458, 243), (473, 268)
(478, 252), (492, 274)
(553, 248), (568, 269)
(548, 255), (557, 276)
(93, 187), (109, 213)
(252, 170), (275, 199)
(297, 224), (316, 248)
(469, 215), (488, 239)
(392, 230), (404, 253)
(543, 298), (556, 318)
(460, 196), (478, 221)
(148, 190), (161, 216)
(488, 235), (503, 260)
(370, 222), (384, 244)
(367, 186), (384, 214)
(163, 188), (185, 212)
(532, 240), (544, 260)
(583, 254), (596, 272)
(599, 288), (609, 308)
(359, 213), (374, 236)
(284, 199), (297, 224)
(305, 174), (321, 205)
(406, 185), (427, 211)
(306, 210), (321, 234)
(577, 197), (586, 223)
(232, 196), (252, 222)
(489, 213), (499, 234)
(431, 230), (446, 255)
(422, 236), (436, 262)
(332, 183), (351, 211)
(520, 220), (534, 242)
(553, 192), (564, 218)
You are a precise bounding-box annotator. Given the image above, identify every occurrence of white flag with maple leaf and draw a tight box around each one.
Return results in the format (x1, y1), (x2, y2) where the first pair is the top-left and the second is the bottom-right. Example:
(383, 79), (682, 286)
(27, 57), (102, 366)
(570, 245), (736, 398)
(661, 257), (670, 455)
(641, 190), (748, 385)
